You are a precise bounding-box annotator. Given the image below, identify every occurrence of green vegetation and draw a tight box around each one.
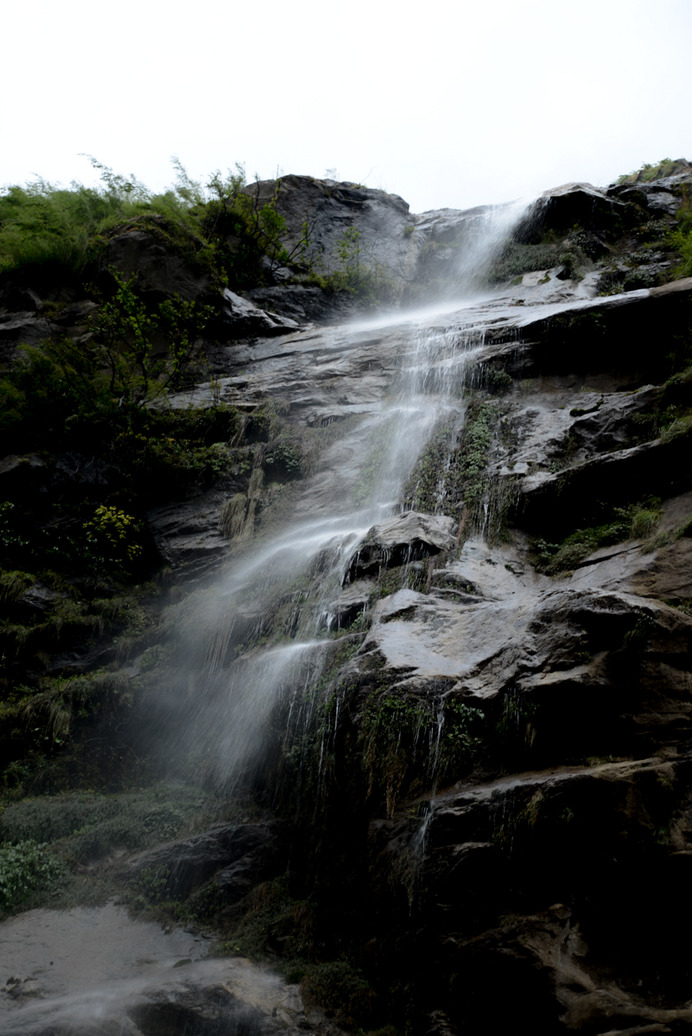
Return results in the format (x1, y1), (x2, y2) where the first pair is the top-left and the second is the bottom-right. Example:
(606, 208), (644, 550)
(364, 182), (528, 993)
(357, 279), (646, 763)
(91, 269), (213, 403)
(359, 688), (487, 814)
(404, 396), (515, 544)
(446, 398), (511, 540)
(0, 170), (265, 781)
(300, 960), (377, 1029)
(326, 225), (394, 303)
(0, 782), (219, 852)
(404, 419), (458, 515)
(438, 699), (486, 774)
(0, 839), (67, 914)
(0, 782), (230, 916)
(0, 159), (284, 290)
(615, 158), (691, 185)
(0, 168), (392, 795)
(670, 191), (692, 278)
(0, 159), (389, 305)
(532, 500), (662, 574)
(610, 157), (692, 280)
(487, 240), (584, 283)
(213, 874), (317, 972)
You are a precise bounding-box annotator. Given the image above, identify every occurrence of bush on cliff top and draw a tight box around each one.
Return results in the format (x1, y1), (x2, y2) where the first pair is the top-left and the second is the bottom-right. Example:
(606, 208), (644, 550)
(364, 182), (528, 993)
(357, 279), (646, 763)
(0, 158), (298, 291)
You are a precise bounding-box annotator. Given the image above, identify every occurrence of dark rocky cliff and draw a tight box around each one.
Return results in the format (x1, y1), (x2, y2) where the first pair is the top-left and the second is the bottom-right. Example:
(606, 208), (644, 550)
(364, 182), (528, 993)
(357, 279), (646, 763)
(1, 161), (692, 1035)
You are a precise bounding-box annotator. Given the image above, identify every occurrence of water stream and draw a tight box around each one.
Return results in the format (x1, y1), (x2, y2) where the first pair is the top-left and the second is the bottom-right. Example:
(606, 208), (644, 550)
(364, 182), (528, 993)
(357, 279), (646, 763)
(166, 304), (497, 792)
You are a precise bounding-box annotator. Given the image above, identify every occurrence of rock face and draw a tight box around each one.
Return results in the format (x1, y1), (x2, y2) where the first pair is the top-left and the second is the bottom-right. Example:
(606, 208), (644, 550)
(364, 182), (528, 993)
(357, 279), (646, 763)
(243, 173), (415, 287)
(516, 181), (627, 241)
(190, 184), (691, 1029)
(344, 511), (457, 582)
(125, 822), (285, 901)
(3, 164), (692, 1034)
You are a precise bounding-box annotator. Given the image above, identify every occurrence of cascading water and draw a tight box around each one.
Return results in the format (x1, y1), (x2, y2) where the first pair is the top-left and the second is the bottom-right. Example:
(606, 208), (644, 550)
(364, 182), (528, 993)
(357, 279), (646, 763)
(452, 197), (534, 298)
(157, 200), (534, 797)
(160, 318), (487, 791)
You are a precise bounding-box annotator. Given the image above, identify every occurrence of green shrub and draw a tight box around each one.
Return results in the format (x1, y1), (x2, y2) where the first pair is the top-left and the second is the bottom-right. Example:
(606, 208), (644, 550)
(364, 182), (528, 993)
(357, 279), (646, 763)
(533, 499), (662, 573)
(90, 270), (213, 404)
(300, 960), (376, 1027)
(669, 190), (692, 279)
(0, 839), (66, 914)
(0, 182), (107, 281)
(0, 784), (221, 862)
(615, 158), (689, 185)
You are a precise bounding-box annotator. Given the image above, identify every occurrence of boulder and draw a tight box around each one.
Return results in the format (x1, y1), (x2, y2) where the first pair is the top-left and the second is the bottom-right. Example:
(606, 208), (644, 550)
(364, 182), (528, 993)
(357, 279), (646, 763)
(243, 174), (414, 288)
(0, 311), (54, 362)
(99, 216), (213, 303)
(344, 512), (457, 582)
(0, 904), (315, 1036)
(217, 288), (301, 338)
(125, 821), (283, 900)
(514, 182), (626, 243)
(511, 277), (692, 385)
(147, 487), (235, 580)
(517, 431), (692, 537)
(246, 284), (358, 324)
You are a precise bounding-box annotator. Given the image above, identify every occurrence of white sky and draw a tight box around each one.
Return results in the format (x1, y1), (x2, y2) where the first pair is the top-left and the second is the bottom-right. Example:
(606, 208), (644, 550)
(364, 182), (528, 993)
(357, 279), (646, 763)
(2, 0), (690, 214)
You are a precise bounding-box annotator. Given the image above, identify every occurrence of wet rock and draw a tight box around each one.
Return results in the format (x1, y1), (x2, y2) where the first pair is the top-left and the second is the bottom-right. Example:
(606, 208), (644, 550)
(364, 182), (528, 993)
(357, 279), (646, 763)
(244, 175), (414, 291)
(218, 289), (302, 338)
(0, 285), (43, 313)
(516, 182), (626, 243)
(607, 167), (692, 216)
(0, 311), (54, 362)
(0, 453), (48, 494)
(0, 905), (318, 1036)
(345, 512), (457, 582)
(125, 822), (284, 900)
(321, 580), (373, 630)
(5, 165), (692, 1036)
(127, 985), (265, 1035)
(517, 431), (692, 537)
(147, 486), (234, 579)
(246, 284), (358, 324)
(361, 756), (692, 1033)
(14, 582), (63, 621)
(564, 383), (661, 458)
(512, 277), (692, 385)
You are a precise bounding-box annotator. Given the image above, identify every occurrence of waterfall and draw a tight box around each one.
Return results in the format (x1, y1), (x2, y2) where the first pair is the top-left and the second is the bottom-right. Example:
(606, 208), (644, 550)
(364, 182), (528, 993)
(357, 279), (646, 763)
(156, 201), (532, 795)
(453, 197), (534, 298)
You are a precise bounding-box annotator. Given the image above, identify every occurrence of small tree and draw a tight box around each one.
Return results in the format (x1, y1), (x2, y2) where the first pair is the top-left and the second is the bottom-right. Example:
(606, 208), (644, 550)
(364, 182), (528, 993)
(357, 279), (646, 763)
(91, 270), (212, 405)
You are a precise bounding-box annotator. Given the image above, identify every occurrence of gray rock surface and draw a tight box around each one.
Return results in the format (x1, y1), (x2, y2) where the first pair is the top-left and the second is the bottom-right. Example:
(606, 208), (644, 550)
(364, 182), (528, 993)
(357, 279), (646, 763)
(243, 174), (415, 288)
(100, 218), (213, 303)
(345, 512), (457, 582)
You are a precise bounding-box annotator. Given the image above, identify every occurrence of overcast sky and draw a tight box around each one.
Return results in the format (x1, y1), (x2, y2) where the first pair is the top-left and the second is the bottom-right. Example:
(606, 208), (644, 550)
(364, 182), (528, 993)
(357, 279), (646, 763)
(3, 0), (690, 214)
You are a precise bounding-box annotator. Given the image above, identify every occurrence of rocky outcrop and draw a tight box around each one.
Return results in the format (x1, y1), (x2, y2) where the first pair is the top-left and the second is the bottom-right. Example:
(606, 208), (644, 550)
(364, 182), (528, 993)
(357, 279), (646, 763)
(125, 821), (284, 901)
(243, 174), (415, 286)
(211, 227), (690, 1031)
(516, 181), (627, 242)
(344, 512), (457, 582)
(218, 288), (301, 338)
(97, 216), (215, 303)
